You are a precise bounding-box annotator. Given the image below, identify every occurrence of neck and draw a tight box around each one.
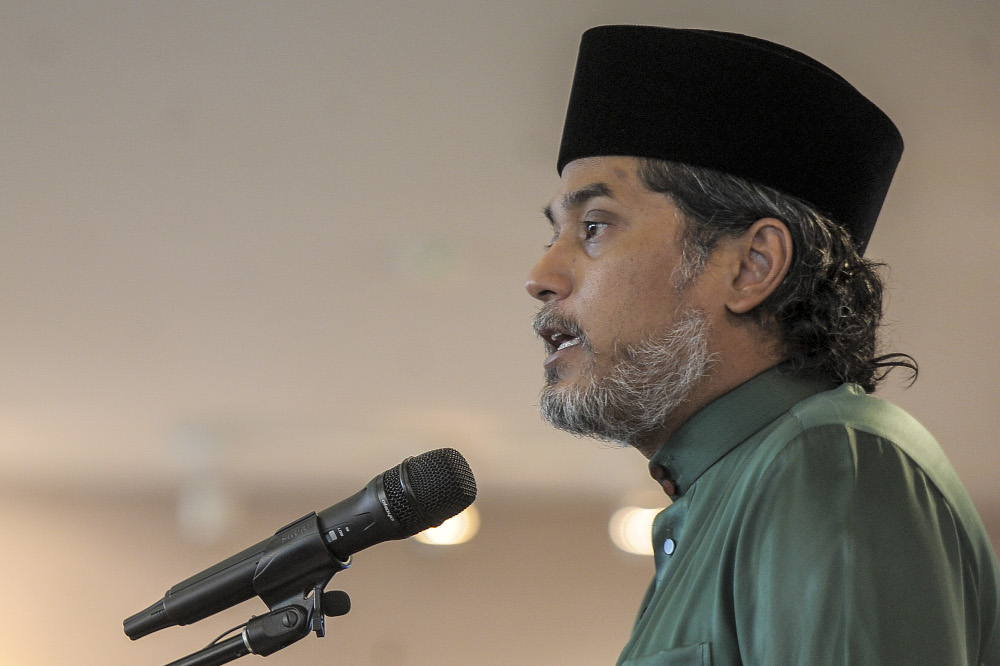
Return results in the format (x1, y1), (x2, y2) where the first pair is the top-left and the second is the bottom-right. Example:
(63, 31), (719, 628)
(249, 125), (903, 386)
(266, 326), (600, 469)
(635, 335), (786, 460)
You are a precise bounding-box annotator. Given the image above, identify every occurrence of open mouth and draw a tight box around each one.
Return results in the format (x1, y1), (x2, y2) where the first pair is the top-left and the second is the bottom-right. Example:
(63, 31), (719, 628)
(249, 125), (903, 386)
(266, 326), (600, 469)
(545, 331), (582, 353)
(533, 310), (587, 355)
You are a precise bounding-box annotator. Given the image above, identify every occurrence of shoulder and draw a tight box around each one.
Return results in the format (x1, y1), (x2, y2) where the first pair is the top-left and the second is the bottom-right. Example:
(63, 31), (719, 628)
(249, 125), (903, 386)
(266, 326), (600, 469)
(735, 382), (992, 569)
(728, 383), (1000, 664)
(770, 383), (975, 519)
(789, 382), (936, 453)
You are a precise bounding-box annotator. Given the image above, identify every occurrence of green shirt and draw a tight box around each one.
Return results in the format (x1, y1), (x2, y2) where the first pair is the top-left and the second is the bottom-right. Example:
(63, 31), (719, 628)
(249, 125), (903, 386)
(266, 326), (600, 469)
(618, 367), (1000, 665)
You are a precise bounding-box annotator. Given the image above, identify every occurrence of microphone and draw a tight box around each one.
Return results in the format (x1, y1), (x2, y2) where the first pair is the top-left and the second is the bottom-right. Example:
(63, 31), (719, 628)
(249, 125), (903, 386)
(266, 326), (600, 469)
(123, 447), (476, 640)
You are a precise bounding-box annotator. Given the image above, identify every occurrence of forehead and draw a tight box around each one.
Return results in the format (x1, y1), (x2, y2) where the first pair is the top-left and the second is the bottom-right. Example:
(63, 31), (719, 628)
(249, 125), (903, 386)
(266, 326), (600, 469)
(561, 155), (638, 185)
(547, 157), (642, 213)
(545, 156), (672, 224)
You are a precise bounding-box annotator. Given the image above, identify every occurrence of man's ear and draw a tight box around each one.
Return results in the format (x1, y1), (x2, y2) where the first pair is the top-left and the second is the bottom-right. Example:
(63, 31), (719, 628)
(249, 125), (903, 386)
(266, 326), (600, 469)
(725, 218), (792, 315)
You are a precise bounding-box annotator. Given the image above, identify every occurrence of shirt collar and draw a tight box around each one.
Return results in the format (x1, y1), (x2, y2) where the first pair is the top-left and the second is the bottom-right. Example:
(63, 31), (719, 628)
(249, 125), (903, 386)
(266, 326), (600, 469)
(648, 365), (835, 497)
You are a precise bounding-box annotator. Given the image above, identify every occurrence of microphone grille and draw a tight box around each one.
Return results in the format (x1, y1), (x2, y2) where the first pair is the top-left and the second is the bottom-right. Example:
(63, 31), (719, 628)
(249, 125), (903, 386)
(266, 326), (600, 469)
(382, 448), (477, 534)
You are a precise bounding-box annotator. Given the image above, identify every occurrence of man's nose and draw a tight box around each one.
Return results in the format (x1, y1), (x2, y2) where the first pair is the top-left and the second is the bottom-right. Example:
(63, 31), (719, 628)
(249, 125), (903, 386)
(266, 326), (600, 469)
(525, 243), (572, 303)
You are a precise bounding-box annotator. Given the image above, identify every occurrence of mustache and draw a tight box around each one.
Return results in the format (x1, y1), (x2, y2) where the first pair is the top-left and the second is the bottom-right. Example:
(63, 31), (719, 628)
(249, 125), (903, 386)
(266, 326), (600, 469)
(532, 307), (591, 350)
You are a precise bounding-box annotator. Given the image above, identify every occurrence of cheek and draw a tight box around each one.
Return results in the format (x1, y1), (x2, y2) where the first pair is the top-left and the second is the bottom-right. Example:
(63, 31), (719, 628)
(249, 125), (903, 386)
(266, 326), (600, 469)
(577, 260), (679, 345)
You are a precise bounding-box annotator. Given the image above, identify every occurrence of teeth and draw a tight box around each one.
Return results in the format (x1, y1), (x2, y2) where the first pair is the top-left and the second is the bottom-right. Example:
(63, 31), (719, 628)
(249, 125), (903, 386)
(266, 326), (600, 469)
(556, 338), (580, 351)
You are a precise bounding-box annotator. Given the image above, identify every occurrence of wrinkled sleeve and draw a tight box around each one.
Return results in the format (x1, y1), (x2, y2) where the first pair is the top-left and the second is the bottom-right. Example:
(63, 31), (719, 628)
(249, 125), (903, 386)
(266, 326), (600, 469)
(734, 424), (979, 665)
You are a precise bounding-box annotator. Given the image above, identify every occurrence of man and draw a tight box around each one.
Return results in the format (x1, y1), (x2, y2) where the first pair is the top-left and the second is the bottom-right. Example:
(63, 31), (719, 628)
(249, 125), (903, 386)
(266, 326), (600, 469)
(527, 26), (1000, 664)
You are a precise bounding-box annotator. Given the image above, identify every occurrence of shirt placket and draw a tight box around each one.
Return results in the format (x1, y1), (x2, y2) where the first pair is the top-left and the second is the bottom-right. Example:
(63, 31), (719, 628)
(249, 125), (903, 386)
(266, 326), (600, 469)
(652, 493), (689, 589)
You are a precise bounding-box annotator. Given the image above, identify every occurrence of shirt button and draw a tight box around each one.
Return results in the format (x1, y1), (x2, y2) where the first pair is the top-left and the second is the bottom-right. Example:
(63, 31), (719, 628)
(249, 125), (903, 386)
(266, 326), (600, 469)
(663, 538), (676, 555)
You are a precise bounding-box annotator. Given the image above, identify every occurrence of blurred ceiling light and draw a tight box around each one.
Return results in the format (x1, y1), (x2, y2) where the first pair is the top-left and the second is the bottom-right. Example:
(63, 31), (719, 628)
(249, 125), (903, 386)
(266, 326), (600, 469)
(413, 505), (480, 546)
(608, 506), (660, 556)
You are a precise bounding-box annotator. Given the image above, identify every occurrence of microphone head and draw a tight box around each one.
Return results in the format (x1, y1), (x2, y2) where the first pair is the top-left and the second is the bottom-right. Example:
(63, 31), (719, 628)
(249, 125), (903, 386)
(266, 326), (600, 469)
(381, 447), (477, 534)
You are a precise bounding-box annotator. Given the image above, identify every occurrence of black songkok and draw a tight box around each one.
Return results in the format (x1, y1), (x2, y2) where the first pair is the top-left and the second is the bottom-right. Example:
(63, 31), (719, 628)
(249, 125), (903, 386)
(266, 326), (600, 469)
(558, 26), (903, 252)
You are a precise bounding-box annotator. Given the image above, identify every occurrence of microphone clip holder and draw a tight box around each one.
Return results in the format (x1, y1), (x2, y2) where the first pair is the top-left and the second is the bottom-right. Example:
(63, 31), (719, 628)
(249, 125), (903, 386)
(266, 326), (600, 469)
(163, 513), (352, 666)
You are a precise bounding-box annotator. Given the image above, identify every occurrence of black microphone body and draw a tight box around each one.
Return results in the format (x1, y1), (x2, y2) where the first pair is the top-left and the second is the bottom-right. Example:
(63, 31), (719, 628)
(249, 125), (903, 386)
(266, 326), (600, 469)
(123, 448), (476, 640)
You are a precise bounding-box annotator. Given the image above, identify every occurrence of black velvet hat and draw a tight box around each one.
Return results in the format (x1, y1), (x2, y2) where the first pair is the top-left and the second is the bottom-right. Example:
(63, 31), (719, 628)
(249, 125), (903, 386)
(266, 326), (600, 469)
(558, 26), (903, 252)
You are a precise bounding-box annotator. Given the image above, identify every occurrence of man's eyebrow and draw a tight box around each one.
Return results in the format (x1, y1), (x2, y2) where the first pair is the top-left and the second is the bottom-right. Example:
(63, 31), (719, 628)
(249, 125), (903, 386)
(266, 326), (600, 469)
(542, 182), (614, 225)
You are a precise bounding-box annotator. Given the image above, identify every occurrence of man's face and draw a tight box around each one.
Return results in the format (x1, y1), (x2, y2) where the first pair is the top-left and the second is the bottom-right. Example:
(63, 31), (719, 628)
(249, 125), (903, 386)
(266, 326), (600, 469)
(526, 156), (717, 450)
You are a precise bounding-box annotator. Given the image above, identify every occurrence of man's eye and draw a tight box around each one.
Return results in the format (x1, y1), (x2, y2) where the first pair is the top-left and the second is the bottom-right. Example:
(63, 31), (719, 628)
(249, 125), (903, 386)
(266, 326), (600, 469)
(584, 221), (607, 239)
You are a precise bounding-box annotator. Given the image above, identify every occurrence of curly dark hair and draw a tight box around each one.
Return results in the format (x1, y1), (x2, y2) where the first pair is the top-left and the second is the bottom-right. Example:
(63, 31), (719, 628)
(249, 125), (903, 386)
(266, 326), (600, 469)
(637, 158), (916, 393)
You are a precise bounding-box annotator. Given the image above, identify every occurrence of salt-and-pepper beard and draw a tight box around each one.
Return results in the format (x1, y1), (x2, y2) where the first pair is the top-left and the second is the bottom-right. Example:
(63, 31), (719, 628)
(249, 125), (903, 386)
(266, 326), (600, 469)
(537, 308), (715, 451)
